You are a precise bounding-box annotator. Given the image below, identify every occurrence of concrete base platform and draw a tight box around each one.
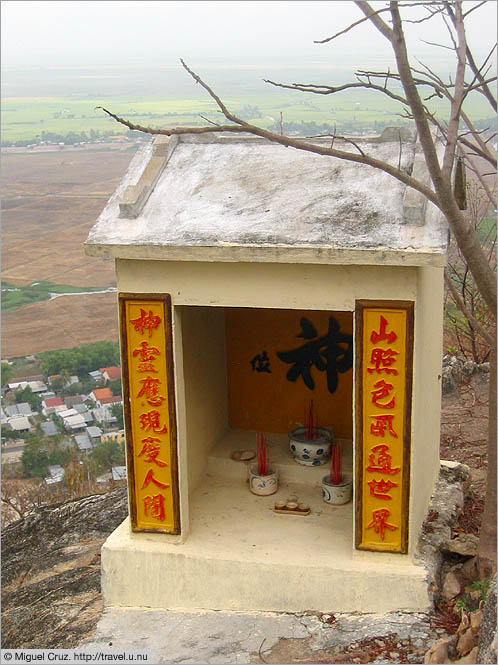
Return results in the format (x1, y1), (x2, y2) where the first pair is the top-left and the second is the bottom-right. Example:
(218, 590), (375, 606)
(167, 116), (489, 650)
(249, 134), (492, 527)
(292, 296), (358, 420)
(102, 430), (431, 614)
(79, 607), (437, 664)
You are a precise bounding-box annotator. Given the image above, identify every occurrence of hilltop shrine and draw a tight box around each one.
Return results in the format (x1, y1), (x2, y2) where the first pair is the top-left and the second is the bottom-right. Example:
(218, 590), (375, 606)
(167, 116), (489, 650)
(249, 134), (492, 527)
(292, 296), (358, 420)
(85, 129), (449, 613)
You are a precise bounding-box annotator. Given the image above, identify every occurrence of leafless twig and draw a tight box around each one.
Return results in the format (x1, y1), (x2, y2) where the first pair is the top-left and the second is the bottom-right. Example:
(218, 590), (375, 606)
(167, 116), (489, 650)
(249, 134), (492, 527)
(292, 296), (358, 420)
(314, 7), (390, 44)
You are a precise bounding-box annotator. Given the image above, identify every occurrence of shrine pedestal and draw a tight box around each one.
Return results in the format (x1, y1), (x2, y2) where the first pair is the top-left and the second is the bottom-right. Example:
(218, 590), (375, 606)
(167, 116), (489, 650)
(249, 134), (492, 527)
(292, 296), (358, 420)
(101, 429), (431, 614)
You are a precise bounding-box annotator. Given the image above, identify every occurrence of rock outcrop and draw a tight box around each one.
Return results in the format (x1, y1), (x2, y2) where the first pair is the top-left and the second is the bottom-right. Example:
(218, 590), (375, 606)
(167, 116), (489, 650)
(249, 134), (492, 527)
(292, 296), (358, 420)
(1, 487), (127, 648)
(477, 575), (497, 664)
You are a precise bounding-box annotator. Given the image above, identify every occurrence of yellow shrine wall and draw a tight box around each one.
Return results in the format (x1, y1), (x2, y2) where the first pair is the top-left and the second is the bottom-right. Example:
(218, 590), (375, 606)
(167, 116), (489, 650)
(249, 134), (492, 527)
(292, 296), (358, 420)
(178, 306), (228, 497)
(225, 308), (353, 438)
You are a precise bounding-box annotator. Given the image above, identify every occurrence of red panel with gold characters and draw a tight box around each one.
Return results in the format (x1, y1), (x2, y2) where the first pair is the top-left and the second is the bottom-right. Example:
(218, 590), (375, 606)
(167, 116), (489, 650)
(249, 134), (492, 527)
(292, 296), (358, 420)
(355, 301), (414, 553)
(119, 293), (180, 534)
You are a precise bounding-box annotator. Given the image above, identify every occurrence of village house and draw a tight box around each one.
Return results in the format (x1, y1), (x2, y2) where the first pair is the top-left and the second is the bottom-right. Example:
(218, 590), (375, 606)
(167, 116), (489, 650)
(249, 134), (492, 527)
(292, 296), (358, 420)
(41, 396), (65, 417)
(112, 466), (127, 484)
(100, 366), (121, 382)
(4, 402), (33, 419)
(72, 402), (93, 421)
(8, 380), (47, 393)
(64, 395), (85, 409)
(101, 429), (125, 445)
(66, 375), (80, 388)
(88, 369), (104, 383)
(7, 416), (32, 434)
(64, 414), (87, 432)
(74, 432), (92, 453)
(86, 425), (103, 446)
(40, 421), (59, 437)
(58, 408), (86, 432)
(91, 405), (118, 427)
(89, 387), (112, 406)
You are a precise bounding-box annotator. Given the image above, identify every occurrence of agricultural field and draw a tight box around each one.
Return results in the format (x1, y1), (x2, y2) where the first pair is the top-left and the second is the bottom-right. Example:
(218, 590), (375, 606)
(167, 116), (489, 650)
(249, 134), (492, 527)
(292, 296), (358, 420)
(1, 280), (113, 311)
(2, 63), (494, 358)
(2, 148), (133, 357)
(3, 63), (495, 144)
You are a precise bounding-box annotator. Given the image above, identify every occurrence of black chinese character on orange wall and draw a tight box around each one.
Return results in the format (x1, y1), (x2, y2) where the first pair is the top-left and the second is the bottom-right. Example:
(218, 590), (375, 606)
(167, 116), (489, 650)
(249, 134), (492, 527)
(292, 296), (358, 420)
(277, 316), (353, 394)
(250, 351), (272, 373)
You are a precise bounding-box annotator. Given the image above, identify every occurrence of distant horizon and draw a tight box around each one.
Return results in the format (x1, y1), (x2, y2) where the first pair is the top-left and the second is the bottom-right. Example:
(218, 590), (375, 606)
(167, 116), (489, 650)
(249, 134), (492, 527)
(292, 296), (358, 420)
(3, 1), (495, 73)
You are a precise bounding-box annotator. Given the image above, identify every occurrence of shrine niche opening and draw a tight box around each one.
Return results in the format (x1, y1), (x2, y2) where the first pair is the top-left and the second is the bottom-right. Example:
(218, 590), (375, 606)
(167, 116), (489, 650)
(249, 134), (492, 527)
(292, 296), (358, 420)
(177, 304), (354, 553)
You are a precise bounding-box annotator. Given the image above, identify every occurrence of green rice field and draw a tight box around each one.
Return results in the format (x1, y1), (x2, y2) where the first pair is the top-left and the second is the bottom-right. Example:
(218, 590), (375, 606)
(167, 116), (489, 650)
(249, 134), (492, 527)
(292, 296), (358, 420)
(2, 63), (495, 144)
(1, 281), (111, 311)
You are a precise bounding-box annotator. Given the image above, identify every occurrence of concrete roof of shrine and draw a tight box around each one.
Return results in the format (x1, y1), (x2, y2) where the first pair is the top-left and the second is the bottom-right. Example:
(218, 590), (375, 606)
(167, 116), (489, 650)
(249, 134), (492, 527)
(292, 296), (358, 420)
(85, 130), (448, 267)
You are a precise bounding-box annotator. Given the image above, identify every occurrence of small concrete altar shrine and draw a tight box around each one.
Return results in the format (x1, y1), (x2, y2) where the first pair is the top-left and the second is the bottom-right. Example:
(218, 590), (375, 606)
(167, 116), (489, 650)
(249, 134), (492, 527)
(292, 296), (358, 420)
(85, 128), (449, 613)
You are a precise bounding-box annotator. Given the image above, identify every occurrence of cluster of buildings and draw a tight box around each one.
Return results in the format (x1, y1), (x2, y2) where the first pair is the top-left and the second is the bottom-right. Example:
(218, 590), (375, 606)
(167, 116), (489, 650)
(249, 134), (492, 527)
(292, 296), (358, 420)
(1, 366), (127, 483)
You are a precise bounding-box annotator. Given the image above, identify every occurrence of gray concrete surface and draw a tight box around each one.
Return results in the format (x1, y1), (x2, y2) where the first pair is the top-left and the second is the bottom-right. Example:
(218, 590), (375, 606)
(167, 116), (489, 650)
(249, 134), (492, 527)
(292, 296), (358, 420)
(86, 133), (448, 267)
(79, 607), (440, 664)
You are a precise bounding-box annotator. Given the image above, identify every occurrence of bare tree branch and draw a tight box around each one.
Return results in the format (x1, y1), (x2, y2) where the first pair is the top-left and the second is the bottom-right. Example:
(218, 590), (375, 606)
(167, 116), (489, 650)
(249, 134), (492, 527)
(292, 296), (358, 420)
(355, 0), (394, 41)
(420, 38), (455, 51)
(314, 6), (390, 44)
(383, 0), (496, 315)
(101, 95), (439, 204)
(199, 114), (222, 127)
(445, 269), (494, 345)
(463, 0), (487, 19)
(96, 107), (244, 135)
(263, 77), (409, 106)
(445, 2), (497, 110)
(441, 1), (466, 180)
(299, 133), (367, 156)
(100, 2), (497, 318)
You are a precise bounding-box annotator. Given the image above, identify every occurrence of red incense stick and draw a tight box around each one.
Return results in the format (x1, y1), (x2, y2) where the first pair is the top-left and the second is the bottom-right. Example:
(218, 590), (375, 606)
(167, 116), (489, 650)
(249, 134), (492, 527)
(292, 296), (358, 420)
(307, 400), (315, 440)
(330, 442), (342, 485)
(256, 432), (270, 476)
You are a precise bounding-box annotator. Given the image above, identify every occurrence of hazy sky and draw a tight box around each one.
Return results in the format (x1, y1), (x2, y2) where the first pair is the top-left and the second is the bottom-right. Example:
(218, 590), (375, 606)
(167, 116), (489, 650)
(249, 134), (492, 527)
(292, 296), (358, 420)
(2, 1), (497, 69)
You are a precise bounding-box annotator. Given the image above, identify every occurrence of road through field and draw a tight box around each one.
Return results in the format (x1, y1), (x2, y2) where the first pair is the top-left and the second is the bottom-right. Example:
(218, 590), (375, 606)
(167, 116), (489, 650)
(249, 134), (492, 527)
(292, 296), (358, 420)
(2, 147), (135, 357)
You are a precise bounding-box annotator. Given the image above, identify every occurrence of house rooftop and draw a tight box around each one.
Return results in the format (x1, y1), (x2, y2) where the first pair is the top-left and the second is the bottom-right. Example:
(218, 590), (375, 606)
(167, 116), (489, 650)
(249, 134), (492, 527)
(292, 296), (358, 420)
(85, 131), (448, 268)
(5, 403), (32, 417)
(75, 432), (92, 451)
(112, 466), (127, 481)
(8, 416), (31, 431)
(100, 366), (121, 380)
(43, 396), (64, 408)
(100, 395), (122, 405)
(41, 421), (59, 436)
(92, 387), (113, 400)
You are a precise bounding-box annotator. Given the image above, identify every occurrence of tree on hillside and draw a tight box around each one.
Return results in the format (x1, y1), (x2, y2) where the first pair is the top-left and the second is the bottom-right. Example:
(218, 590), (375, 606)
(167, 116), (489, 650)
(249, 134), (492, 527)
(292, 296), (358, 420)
(1, 362), (15, 388)
(40, 341), (120, 378)
(108, 378), (122, 397)
(21, 436), (71, 478)
(15, 386), (41, 412)
(100, 1), (496, 575)
(110, 402), (124, 430)
(89, 439), (125, 474)
(445, 180), (496, 362)
(1, 479), (58, 525)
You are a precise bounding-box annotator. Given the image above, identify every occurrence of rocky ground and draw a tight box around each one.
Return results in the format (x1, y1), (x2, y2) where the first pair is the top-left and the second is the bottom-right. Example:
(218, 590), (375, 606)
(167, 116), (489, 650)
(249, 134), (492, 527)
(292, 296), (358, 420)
(1, 489), (128, 648)
(1, 366), (494, 662)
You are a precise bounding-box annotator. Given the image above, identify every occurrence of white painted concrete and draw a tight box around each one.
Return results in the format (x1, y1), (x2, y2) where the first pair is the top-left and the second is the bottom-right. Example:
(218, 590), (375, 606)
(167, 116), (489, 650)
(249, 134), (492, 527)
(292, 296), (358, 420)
(409, 266), (445, 552)
(85, 135), (448, 267)
(115, 260), (418, 311)
(102, 430), (430, 613)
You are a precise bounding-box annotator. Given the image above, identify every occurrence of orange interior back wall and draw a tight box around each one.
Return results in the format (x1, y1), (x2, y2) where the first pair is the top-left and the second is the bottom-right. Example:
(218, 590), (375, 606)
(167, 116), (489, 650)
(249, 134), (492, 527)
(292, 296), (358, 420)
(225, 308), (353, 438)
